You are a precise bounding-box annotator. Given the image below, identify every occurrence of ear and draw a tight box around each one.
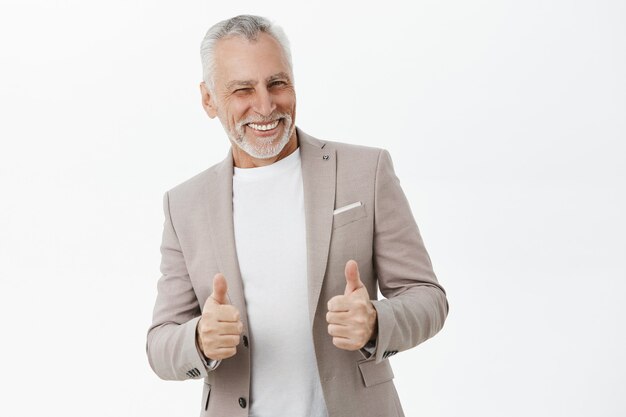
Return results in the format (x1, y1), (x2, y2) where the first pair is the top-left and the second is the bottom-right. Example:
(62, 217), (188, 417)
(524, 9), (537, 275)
(200, 82), (218, 119)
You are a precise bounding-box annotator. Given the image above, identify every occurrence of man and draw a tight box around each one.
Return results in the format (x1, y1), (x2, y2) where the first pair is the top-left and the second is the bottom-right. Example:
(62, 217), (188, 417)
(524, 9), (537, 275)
(146, 14), (448, 417)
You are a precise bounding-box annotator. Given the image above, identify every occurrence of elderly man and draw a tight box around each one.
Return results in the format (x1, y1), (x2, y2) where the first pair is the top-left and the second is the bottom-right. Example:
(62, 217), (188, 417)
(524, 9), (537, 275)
(146, 14), (448, 417)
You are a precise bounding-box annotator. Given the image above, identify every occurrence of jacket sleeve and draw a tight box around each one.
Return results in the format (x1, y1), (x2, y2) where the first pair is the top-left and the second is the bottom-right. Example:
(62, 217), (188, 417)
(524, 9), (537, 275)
(146, 191), (217, 380)
(370, 149), (449, 364)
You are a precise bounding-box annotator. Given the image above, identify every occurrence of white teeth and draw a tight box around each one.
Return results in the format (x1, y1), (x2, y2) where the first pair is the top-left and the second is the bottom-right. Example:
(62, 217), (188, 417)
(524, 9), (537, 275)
(248, 120), (280, 131)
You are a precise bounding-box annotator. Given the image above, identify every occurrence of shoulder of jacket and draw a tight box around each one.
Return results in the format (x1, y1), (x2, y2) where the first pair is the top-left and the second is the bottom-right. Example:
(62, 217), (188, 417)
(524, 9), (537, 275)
(165, 161), (221, 200)
(301, 130), (386, 162)
(324, 138), (388, 169)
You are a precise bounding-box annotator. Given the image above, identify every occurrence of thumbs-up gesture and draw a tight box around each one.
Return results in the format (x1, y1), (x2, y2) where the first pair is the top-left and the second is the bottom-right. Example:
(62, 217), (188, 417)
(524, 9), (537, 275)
(196, 273), (243, 360)
(326, 260), (378, 351)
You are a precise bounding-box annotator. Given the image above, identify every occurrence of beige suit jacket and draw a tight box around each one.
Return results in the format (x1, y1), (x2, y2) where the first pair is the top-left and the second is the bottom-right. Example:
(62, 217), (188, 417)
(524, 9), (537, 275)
(146, 127), (448, 416)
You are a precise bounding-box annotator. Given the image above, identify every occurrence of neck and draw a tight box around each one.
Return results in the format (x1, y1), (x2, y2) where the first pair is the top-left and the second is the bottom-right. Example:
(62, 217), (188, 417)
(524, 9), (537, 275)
(232, 130), (299, 168)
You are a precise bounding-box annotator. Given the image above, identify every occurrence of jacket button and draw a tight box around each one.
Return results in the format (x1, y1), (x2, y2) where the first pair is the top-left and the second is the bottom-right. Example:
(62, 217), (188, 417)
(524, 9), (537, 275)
(243, 335), (249, 348)
(238, 397), (247, 408)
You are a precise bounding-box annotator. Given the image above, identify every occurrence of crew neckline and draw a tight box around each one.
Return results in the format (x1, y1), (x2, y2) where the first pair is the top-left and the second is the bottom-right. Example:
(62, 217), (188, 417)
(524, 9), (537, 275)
(233, 147), (301, 181)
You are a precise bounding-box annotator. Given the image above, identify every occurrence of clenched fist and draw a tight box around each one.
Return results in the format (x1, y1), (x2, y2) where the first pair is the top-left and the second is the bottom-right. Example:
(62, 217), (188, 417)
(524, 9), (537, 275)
(326, 260), (378, 351)
(196, 273), (243, 360)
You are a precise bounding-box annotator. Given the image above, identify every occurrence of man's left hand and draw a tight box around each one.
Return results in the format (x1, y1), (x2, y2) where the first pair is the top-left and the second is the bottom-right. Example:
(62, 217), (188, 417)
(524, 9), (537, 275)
(326, 260), (378, 351)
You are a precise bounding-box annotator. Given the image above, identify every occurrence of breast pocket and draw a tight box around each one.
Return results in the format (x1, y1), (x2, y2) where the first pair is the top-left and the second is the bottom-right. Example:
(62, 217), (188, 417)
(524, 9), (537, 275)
(333, 202), (367, 229)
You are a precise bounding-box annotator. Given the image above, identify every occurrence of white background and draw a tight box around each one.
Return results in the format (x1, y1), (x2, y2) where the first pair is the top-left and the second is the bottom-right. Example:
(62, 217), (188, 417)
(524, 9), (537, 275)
(1, 0), (624, 416)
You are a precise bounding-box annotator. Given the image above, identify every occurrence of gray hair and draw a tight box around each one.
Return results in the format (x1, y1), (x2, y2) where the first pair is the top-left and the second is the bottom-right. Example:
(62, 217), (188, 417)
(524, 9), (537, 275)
(200, 15), (293, 93)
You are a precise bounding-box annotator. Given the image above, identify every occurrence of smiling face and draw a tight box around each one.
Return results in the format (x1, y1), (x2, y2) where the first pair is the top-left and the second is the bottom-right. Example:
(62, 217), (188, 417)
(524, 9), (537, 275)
(200, 32), (297, 167)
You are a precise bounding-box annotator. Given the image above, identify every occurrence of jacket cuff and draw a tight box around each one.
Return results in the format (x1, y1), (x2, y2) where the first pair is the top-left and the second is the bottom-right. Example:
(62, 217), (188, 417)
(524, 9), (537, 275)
(178, 316), (213, 379)
(359, 340), (377, 359)
(370, 299), (395, 363)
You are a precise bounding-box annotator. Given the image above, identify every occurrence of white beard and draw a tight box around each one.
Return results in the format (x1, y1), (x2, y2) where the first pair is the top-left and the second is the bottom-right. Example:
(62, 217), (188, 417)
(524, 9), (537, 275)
(223, 113), (293, 160)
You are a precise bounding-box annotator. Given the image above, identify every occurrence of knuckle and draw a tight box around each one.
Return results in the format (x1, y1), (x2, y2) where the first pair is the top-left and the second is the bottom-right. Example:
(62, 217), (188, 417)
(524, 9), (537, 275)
(202, 325), (216, 336)
(327, 296), (341, 311)
(201, 338), (213, 349)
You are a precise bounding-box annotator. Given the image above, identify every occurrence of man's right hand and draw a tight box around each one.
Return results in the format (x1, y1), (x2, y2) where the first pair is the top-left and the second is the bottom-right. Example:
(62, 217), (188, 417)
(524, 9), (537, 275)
(196, 273), (243, 360)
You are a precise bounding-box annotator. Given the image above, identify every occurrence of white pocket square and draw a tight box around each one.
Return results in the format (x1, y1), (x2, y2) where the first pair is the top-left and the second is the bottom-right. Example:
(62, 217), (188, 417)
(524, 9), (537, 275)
(333, 201), (362, 215)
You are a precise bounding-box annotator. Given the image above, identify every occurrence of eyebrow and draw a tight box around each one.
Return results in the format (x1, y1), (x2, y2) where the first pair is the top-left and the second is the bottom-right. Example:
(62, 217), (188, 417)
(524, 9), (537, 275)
(226, 72), (291, 91)
(267, 72), (291, 83)
(226, 79), (256, 91)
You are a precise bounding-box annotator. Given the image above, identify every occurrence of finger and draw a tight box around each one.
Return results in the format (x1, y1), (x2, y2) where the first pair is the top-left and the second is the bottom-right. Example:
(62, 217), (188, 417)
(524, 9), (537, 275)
(344, 259), (363, 295)
(327, 323), (350, 338)
(216, 305), (240, 322)
(216, 321), (243, 335)
(326, 311), (351, 324)
(332, 337), (358, 351)
(217, 334), (241, 347)
(211, 347), (237, 360)
(210, 273), (228, 305)
(327, 295), (351, 312)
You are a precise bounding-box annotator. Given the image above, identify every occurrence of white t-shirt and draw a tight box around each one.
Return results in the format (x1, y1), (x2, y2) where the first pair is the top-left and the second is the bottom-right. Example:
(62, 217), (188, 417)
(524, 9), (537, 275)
(233, 147), (328, 417)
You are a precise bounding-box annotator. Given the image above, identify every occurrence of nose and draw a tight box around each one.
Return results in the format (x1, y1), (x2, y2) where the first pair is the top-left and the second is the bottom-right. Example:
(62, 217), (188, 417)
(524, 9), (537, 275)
(252, 87), (276, 117)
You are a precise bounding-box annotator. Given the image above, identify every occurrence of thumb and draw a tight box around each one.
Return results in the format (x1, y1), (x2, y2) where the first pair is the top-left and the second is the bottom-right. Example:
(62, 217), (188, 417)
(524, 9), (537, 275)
(210, 273), (229, 305)
(344, 260), (363, 295)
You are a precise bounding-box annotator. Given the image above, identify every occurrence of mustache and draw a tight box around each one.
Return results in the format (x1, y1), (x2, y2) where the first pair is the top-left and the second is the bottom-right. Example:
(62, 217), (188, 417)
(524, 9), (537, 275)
(236, 113), (291, 128)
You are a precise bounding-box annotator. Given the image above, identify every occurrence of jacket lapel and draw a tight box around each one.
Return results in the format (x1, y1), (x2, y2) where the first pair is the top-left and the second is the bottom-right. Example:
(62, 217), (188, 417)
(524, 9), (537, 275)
(298, 128), (337, 326)
(204, 150), (247, 315)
